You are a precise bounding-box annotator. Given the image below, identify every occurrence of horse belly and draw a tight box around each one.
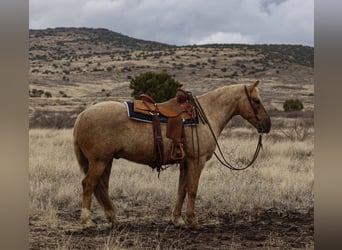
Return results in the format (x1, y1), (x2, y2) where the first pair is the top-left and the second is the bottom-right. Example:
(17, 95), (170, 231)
(118, 120), (174, 165)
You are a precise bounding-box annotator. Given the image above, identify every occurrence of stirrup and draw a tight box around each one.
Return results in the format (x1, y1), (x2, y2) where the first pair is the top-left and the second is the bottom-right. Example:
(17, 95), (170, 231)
(171, 143), (186, 160)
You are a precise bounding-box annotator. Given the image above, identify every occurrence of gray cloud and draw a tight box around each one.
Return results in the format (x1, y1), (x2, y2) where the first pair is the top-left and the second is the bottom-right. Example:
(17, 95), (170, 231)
(29, 0), (313, 46)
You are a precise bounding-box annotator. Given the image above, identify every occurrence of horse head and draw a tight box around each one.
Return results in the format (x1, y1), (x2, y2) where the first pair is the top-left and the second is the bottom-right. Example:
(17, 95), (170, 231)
(238, 81), (271, 133)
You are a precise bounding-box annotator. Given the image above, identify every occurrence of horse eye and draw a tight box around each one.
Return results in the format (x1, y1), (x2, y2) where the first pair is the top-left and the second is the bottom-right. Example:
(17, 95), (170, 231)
(253, 98), (260, 104)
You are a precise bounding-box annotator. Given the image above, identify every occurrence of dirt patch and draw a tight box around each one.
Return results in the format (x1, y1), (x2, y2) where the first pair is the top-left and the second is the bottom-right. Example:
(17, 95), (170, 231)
(29, 207), (313, 249)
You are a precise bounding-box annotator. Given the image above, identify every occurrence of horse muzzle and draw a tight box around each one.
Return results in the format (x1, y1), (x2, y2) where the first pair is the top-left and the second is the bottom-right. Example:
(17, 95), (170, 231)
(257, 118), (271, 134)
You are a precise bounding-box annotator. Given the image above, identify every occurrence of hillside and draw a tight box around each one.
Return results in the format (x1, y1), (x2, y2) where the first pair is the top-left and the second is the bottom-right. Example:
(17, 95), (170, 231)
(29, 27), (314, 128)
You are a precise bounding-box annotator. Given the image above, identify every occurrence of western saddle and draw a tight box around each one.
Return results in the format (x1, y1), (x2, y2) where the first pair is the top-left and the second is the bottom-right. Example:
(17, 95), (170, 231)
(133, 88), (197, 173)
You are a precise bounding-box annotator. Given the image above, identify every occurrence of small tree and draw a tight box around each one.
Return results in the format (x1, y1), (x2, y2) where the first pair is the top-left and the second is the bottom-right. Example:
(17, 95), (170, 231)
(129, 71), (180, 102)
(283, 98), (304, 112)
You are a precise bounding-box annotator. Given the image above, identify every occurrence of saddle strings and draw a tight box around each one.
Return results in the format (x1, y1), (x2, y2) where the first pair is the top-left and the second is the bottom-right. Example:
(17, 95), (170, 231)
(188, 93), (263, 171)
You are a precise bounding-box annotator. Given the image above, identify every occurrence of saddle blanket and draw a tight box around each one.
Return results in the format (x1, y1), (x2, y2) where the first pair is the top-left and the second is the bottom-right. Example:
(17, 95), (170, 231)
(125, 101), (198, 125)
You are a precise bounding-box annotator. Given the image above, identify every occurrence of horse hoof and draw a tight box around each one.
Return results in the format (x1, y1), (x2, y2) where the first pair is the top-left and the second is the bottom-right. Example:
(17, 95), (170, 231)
(171, 215), (186, 228)
(187, 223), (201, 230)
(80, 208), (96, 227)
(82, 219), (97, 229)
(105, 210), (119, 226)
(185, 216), (200, 230)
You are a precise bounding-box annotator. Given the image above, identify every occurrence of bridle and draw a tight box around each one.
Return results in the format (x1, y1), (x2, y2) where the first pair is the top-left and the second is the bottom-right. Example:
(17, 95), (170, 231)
(189, 85), (264, 171)
(244, 85), (260, 122)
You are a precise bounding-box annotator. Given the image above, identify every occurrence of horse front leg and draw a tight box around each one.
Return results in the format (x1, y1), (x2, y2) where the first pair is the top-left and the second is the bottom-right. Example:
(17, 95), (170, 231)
(185, 158), (204, 229)
(172, 162), (187, 227)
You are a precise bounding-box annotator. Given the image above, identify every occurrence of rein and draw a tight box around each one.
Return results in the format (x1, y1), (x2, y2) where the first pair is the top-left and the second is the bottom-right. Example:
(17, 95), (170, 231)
(188, 86), (263, 171)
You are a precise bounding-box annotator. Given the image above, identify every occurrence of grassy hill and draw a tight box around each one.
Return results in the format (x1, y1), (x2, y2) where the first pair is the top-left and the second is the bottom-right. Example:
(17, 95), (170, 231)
(29, 27), (314, 128)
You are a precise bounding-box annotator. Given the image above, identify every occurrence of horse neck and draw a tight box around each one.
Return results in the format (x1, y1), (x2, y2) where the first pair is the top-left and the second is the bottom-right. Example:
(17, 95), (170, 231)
(197, 85), (240, 136)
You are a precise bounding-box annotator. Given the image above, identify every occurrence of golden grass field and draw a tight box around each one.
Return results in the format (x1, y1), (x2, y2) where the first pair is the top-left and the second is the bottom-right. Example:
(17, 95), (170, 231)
(29, 123), (314, 249)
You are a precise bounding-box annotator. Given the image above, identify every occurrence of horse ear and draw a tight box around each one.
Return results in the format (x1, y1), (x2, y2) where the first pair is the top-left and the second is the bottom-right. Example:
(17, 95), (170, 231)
(248, 80), (260, 92)
(252, 80), (260, 89)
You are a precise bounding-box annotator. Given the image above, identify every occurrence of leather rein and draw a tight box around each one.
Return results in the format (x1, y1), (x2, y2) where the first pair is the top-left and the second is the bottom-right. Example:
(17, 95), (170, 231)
(188, 85), (263, 171)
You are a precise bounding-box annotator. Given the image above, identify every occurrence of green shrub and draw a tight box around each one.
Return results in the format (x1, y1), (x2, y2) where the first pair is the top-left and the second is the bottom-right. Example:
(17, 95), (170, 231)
(30, 88), (44, 97)
(283, 99), (304, 112)
(44, 91), (52, 98)
(129, 71), (180, 102)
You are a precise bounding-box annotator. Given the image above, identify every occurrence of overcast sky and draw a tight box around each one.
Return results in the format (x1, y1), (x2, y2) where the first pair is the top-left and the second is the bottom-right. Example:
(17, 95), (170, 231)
(29, 0), (314, 46)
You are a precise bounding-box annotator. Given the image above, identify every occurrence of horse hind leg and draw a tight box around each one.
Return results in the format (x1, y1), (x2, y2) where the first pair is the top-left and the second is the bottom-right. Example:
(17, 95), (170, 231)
(93, 160), (118, 226)
(80, 160), (107, 228)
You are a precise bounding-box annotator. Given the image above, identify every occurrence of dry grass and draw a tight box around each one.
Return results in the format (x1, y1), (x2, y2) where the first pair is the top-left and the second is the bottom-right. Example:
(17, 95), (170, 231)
(29, 125), (313, 249)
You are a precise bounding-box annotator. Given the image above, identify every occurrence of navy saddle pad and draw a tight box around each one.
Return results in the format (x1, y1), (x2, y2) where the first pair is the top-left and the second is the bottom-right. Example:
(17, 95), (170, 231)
(125, 101), (198, 125)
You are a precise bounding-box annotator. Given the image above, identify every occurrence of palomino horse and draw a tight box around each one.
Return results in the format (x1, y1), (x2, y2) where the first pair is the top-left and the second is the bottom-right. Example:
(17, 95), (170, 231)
(73, 81), (271, 229)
